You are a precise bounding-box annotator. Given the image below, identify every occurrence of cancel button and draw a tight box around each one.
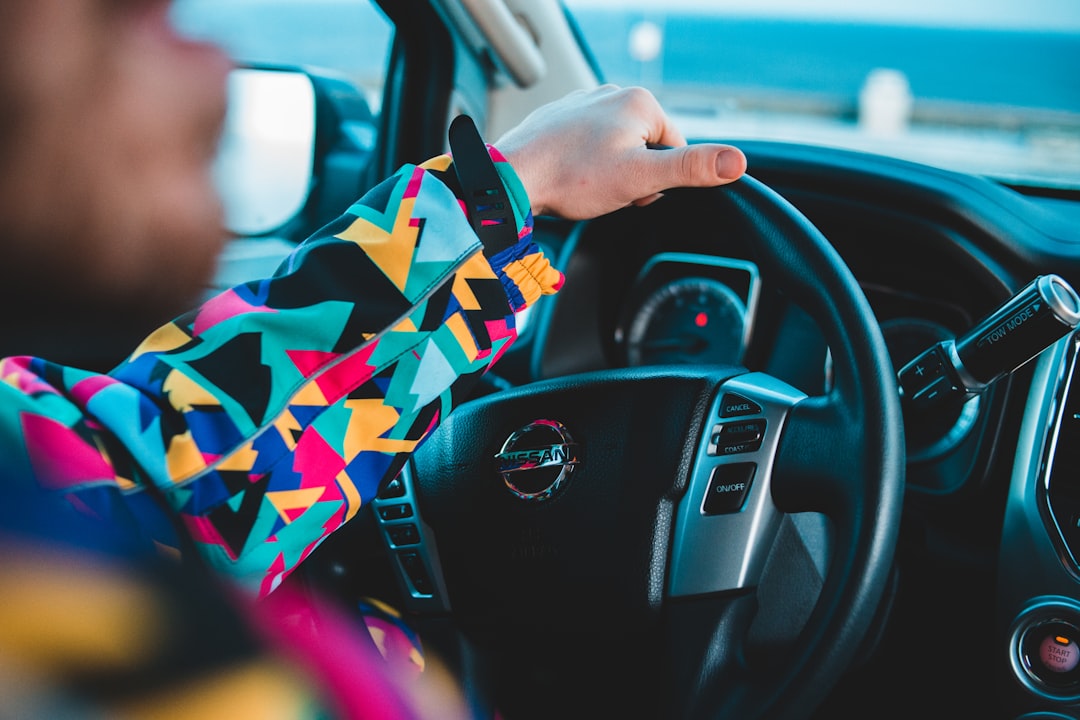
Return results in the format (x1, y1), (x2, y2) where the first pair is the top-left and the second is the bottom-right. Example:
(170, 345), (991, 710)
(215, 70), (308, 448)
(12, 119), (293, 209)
(703, 463), (756, 515)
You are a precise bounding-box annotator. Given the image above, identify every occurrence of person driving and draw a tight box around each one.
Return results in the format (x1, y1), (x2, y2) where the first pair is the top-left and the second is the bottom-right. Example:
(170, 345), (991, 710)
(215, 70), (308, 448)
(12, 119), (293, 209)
(0, 0), (747, 715)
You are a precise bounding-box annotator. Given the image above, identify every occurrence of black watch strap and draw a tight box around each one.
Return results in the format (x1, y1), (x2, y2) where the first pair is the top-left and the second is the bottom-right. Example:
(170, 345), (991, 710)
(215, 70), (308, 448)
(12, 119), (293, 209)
(448, 114), (520, 258)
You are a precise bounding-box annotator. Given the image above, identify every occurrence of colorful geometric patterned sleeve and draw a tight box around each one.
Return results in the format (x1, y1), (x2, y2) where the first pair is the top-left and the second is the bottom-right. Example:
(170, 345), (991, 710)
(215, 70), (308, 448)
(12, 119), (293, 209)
(0, 150), (563, 598)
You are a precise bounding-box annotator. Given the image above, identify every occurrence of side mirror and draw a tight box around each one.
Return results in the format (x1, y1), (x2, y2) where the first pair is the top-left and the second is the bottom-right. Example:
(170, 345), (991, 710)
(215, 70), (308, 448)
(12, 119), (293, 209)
(213, 65), (378, 239)
(215, 67), (317, 236)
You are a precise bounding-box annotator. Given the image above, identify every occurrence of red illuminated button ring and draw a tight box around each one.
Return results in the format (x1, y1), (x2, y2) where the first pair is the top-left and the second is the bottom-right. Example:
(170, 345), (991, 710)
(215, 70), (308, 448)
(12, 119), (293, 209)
(1021, 619), (1080, 690)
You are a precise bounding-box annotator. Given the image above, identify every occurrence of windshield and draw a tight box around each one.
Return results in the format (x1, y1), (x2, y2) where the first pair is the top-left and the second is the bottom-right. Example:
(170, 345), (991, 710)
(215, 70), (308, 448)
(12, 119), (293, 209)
(564, 0), (1080, 191)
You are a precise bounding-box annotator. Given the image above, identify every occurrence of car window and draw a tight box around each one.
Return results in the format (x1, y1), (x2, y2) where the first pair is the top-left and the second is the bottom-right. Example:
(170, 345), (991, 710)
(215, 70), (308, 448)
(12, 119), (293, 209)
(170, 1), (392, 240)
(170, 0), (394, 297)
(564, 0), (1080, 192)
(172, 0), (392, 113)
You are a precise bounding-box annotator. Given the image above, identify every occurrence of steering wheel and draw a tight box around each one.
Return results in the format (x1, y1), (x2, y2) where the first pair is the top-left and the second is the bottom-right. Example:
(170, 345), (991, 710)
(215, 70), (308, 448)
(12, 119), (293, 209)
(373, 176), (905, 719)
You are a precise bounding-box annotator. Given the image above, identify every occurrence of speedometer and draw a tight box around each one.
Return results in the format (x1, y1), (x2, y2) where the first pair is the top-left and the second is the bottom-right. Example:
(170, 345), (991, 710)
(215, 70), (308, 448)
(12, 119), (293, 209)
(624, 276), (748, 367)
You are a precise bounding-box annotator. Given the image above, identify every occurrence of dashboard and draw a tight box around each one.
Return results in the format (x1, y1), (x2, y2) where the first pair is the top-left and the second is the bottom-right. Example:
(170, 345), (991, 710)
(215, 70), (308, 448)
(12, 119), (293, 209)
(500, 139), (1080, 717)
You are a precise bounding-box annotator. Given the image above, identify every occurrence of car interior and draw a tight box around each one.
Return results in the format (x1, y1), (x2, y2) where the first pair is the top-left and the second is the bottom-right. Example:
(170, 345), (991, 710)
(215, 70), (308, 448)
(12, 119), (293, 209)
(49, 0), (1080, 718)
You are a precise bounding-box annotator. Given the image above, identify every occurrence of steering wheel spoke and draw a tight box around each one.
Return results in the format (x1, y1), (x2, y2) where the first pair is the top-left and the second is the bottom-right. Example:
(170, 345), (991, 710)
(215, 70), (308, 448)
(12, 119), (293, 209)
(669, 371), (805, 597)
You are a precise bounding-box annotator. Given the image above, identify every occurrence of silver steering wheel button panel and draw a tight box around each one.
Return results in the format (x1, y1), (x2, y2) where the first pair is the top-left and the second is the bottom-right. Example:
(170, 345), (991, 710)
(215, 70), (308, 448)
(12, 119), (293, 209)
(372, 462), (452, 613)
(668, 372), (806, 598)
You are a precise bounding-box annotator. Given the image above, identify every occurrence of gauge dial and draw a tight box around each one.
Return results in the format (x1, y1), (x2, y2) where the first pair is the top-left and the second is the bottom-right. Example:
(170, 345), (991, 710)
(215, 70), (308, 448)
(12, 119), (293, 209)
(624, 276), (748, 367)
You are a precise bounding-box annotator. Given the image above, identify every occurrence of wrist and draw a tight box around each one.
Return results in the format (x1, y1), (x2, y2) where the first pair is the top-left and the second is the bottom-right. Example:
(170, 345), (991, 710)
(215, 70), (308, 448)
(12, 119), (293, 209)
(488, 144), (538, 224)
(496, 142), (549, 218)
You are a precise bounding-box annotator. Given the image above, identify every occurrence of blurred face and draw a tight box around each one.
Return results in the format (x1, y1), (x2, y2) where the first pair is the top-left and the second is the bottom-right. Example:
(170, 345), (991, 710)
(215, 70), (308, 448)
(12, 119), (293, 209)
(0, 0), (232, 331)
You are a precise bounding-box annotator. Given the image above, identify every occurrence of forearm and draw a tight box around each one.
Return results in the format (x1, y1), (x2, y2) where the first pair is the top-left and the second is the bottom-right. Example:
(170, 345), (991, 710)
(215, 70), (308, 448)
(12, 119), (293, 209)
(2, 146), (561, 596)
(106, 151), (560, 594)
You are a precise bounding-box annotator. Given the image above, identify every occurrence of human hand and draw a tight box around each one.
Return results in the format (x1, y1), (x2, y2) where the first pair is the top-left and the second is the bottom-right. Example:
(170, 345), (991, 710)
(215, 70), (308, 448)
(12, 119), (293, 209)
(495, 84), (747, 220)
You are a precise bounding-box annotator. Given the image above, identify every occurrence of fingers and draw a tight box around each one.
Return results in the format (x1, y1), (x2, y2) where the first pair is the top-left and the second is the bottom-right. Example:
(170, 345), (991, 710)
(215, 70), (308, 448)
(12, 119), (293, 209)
(494, 84), (747, 220)
(639, 142), (748, 194)
(593, 86), (748, 196)
(631, 192), (665, 208)
(651, 120), (687, 150)
(615, 84), (688, 149)
(626, 85), (747, 198)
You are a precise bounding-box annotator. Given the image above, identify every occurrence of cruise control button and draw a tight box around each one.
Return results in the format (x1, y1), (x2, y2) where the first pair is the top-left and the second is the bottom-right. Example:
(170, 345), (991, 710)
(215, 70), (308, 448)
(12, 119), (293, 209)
(720, 392), (762, 418)
(378, 476), (406, 499)
(378, 503), (413, 521)
(703, 463), (755, 515)
(709, 419), (766, 455)
(387, 523), (420, 547)
(398, 550), (433, 595)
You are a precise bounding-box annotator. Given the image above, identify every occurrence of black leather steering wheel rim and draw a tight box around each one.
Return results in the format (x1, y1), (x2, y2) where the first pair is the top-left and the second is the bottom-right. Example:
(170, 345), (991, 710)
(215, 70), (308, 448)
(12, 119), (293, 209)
(673, 178), (905, 717)
(397, 175), (905, 719)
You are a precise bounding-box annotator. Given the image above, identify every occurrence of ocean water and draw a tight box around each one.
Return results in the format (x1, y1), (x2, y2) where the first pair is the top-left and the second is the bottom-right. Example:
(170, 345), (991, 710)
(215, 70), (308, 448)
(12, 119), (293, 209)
(174, 2), (1080, 186)
(174, 2), (1079, 117)
(571, 10), (1080, 115)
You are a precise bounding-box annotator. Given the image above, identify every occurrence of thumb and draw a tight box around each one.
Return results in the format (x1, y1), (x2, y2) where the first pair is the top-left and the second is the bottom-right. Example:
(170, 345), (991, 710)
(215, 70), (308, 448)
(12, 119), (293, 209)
(644, 143), (748, 192)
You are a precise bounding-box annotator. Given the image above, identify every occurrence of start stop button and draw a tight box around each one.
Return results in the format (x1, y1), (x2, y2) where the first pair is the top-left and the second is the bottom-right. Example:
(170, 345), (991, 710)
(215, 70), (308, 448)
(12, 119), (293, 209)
(1015, 604), (1080, 703)
(1038, 631), (1080, 675)
(1018, 616), (1080, 694)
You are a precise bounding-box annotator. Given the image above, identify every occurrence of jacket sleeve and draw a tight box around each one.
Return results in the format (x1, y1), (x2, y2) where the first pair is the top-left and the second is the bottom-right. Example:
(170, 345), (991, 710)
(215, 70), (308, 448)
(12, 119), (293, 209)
(0, 150), (563, 597)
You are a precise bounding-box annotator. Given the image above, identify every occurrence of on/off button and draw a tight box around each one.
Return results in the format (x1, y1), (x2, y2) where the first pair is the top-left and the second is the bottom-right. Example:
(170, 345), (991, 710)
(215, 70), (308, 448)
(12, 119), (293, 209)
(703, 462), (756, 515)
